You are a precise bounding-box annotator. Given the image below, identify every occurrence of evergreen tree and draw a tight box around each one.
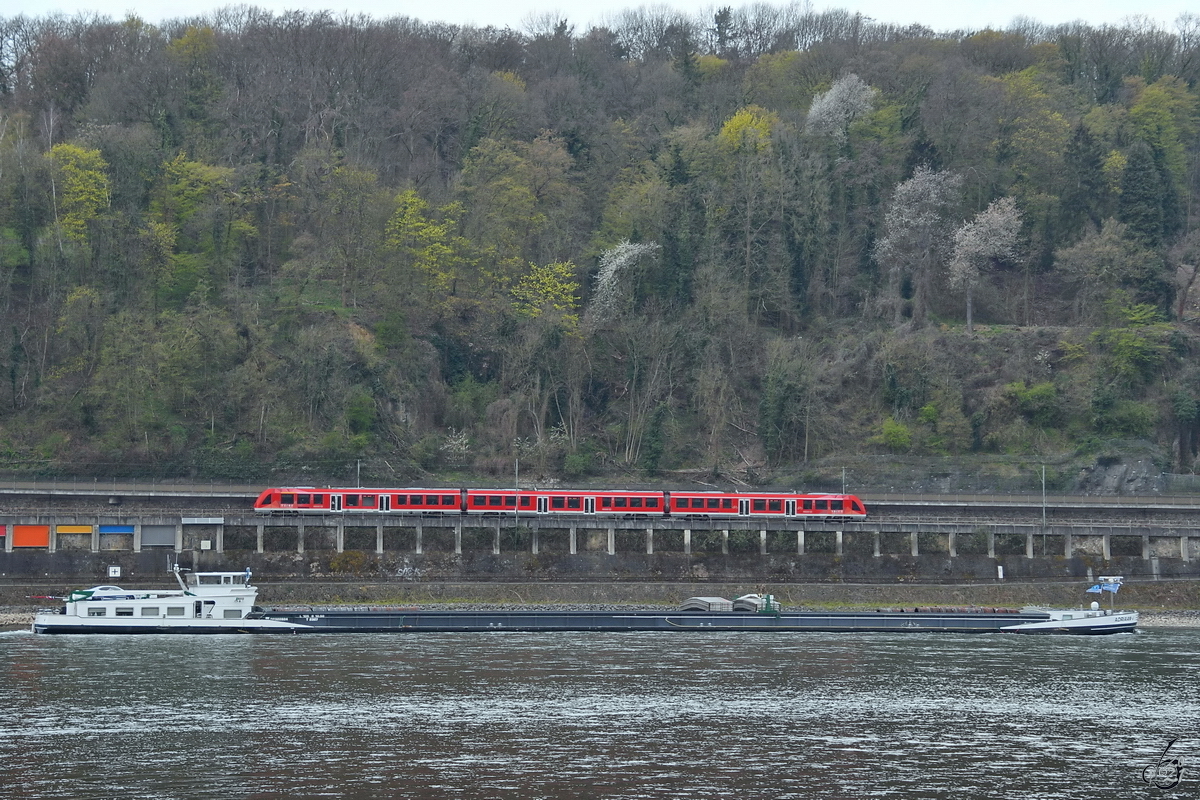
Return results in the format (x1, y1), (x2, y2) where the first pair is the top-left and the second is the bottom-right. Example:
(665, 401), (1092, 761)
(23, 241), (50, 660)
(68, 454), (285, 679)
(1117, 140), (1164, 248)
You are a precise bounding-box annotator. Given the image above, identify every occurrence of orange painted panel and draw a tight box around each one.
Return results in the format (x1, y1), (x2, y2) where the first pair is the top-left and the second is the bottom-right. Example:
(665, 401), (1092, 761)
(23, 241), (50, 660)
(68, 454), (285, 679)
(13, 525), (50, 548)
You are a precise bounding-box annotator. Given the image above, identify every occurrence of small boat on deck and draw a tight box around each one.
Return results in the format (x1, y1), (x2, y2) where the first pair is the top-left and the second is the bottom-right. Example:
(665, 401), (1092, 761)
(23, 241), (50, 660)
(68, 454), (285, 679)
(32, 571), (1138, 635)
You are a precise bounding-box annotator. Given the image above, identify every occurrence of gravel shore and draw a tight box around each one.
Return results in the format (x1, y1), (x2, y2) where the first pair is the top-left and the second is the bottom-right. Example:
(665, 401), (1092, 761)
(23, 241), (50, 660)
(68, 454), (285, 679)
(4, 606), (1198, 632)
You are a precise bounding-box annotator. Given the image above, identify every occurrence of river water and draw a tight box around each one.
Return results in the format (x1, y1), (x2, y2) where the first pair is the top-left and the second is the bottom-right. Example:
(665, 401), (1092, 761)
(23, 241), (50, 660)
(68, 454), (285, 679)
(1, 628), (1196, 799)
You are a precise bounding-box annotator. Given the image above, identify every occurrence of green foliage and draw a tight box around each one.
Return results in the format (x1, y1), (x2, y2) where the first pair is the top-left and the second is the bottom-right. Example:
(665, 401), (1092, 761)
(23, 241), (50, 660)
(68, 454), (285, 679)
(47, 144), (110, 244)
(875, 417), (913, 453)
(1004, 381), (1062, 428)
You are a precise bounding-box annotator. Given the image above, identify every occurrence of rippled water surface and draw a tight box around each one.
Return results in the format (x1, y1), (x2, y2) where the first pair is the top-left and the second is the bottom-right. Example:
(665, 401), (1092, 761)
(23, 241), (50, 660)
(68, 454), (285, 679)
(2, 628), (1197, 798)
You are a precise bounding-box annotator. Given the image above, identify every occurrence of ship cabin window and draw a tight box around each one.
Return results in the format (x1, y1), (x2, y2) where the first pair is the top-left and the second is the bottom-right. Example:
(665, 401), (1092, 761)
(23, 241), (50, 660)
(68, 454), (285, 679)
(115, 608), (134, 617)
(707, 498), (720, 509)
(567, 497), (582, 509)
(803, 499), (813, 510)
(167, 607), (186, 617)
(519, 497), (532, 508)
(647, 498), (660, 508)
(141, 607), (160, 616)
(223, 610), (244, 619)
(504, 496), (516, 507)
(88, 608), (106, 617)
(768, 500), (782, 512)
(816, 499), (828, 510)
(832, 499), (844, 511)
(753, 499), (767, 511)
(551, 497), (565, 509)
(615, 498), (627, 508)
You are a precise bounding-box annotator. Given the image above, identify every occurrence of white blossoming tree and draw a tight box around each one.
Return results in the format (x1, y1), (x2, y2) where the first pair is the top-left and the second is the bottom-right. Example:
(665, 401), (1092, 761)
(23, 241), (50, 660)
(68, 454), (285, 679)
(949, 197), (1023, 332)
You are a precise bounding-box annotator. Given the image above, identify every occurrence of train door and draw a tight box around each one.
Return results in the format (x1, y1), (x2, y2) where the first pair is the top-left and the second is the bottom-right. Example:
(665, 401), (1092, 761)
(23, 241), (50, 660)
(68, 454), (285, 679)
(380, 495), (391, 512)
(537, 497), (549, 514)
(785, 500), (797, 516)
(584, 497), (596, 514)
(738, 499), (750, 516)
(330, 494), (343, 512)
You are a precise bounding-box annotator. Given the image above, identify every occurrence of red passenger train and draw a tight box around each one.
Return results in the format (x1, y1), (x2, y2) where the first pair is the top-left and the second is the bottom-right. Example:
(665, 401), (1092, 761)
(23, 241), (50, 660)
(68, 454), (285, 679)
(253, 487), (868, 519)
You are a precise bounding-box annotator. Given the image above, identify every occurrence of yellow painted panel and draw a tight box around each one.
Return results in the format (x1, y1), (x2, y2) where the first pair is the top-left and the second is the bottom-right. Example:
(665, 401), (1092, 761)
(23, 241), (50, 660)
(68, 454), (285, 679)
(56, 525), (94, 534)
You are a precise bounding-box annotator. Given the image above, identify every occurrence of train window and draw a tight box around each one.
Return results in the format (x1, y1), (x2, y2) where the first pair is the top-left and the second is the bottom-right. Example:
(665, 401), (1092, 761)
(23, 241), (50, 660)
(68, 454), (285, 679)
(567, 497), (581, 509)
(426, 495), (439, 505)
(281, 493), (295, 505)
(600, 498), (611, 509)
(395, 495), (408, 505)
(803, 499), (813, 510)
(753, 499), (766, 511)
(551, 497), (565, 509)
(520, 497), (532, 508)
(505, 497), (516, 507)
(722, 499), (732, 509)
(442, 495), (456, 505)
(362, 495), (376, 507)
(646, 498), (659, 508)
(816, 499), (828, 510)
(345, 495), (359, 507)
(298, 494), (311, 504)
(614, 498), (627, 508)
(768, 500), (782, 511)
(707, 498), (720, 509)
(631, 498), (643, 508)
(832, 499), (844, 510)
(852, 500), (863, 512)
(469, 496), (485, 507)
(488, 496), (502, 506)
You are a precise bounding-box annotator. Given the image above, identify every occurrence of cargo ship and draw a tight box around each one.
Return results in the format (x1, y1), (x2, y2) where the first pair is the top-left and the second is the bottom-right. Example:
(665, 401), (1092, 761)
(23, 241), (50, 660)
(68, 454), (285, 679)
(31, 568), (1138, 635)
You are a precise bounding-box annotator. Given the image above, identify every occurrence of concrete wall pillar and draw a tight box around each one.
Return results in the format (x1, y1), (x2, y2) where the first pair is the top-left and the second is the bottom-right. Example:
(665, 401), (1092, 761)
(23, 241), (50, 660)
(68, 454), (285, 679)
(1142, 535), (1151, 561)
(797, 530), (805, 555)
(336, 522), (344, 553)
(569, 526), (577, 555)
(256, 522), (264, 554)
(532, 528), (539, 555)
(873, 531), (880, 557)
(1182, 535), (1191, 561)
(683, 529), (691, 555)
(454, 522), (462, 555)
(910, 530), (919, 557)
(607, 526), (615, 556)
(297, 520), (305, 554)
(646, 528), (653, 555)
(133, 522), (143, 553)
(760, 530), (767, 555)
(1026, 532), (1035, 559)
(376, 521), (385, 555)
(494, 522), (501, 555)
(1102, 533), (1111, 561)
(721, 530), (729, 555)
(93, 525), (101, 553)
(947, 531), (956, 558)
(987, 531), (995, 558)
(48, 526), (57, 554)
(216, 523), (224, 554)
(835, 530), (843, 556)
(1062, 531), (1072, 558)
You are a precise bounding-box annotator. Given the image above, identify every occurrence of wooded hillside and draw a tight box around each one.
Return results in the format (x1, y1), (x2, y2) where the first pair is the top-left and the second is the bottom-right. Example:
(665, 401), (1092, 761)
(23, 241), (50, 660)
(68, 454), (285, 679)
(0, 5), (1198, 485)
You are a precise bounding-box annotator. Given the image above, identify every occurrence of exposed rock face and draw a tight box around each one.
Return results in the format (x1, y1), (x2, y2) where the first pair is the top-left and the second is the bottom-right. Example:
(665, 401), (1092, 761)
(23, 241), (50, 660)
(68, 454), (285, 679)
(1075, 458), (1167, 494)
